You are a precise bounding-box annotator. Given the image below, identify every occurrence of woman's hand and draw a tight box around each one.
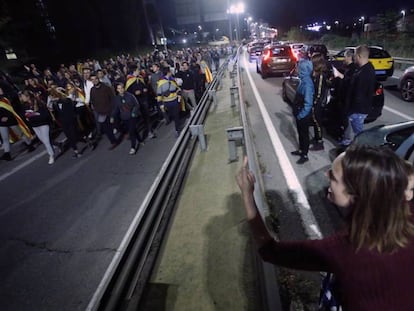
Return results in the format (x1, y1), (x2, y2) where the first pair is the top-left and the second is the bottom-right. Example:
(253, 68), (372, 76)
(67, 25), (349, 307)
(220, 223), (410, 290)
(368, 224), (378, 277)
(236, 156), (256, 194)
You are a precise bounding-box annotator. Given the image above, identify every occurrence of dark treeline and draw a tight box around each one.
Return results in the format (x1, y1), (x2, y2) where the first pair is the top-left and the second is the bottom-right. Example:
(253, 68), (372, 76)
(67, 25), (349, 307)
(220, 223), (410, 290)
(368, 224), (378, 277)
(0, 0), (149, 68)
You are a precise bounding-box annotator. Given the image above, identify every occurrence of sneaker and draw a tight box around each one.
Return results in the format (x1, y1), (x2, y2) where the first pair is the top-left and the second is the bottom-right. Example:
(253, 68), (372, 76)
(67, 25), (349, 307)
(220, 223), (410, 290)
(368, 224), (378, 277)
(72, 151), (82, 158)
(296, 155), (309, 164)
(148, 132), (156, 139)
(48, 155), (55, 165)
(0, 152), (12, 161)
(108, 142), (119, 150)
(27, 144), (35, 152)
(291, 150), (302, 156)
(309, 142), (324, 151)
(129, 148), (136, 155)
(338, 139), (351, 147)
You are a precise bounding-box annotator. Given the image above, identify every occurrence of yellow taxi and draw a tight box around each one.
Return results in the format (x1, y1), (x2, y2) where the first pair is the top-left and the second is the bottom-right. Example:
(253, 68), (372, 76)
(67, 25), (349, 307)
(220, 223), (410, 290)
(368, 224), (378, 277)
(331, 46), (394, 81)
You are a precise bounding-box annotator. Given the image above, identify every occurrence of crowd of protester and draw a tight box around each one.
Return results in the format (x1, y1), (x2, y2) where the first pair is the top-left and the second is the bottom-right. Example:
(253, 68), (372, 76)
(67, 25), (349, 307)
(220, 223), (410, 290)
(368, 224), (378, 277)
(0, 45), (235, 164)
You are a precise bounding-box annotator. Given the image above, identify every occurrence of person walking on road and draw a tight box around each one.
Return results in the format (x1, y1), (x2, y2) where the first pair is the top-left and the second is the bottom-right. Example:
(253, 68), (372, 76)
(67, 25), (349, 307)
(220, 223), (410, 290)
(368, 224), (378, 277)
(156, 66), (183, 137)
(237, 145), (414, 311)
(111, 83), (142, 155)
(0, 88), (34, 161)
(20, 90), (56, 164)
(89, 73), (119, 150)
(175, 61), (197, 110)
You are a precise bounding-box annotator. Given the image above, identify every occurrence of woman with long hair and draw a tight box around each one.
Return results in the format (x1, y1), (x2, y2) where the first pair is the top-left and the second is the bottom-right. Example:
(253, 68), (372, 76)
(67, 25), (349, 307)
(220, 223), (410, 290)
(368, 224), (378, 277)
(49, 87), (81, 158)
(19, 90), (55, 164)
(236, 145), (414, 310)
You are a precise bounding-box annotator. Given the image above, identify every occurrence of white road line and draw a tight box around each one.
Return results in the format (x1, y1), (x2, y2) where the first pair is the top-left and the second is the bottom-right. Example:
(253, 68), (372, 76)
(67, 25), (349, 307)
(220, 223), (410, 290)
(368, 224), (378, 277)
(383, 106), (413, 120)
(243, 55), (323, 240)
(0, 150), (47, 182)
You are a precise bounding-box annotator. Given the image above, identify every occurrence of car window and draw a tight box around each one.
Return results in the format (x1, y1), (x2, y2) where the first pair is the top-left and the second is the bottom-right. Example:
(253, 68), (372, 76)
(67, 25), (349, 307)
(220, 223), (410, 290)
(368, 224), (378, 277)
(271, 47), (290, 56)
(291, 44), (303, 49)
(369, 48), (391, 58)
(386, 127), (414, 151)
(251, 44), (264, 51)
(336, 50), (346, 57)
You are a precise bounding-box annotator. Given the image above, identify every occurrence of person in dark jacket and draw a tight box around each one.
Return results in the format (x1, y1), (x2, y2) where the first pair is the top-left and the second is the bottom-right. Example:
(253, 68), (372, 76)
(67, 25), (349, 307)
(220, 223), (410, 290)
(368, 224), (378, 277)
(20, 90), (56, 164)
(111, 83), (142, 155)
(0, 88), (34, 161)
(175, 61), (197, 110)
(237, 145), (414, 311)
(339, 45), (376, 146)
(90, 73), (119, 149)
(332, 49), (357, 141)
(291, 58), (314, 164)
(125, 65), (156, 139)
(49, 87), (81, 158)
(309, 53), (330, 151)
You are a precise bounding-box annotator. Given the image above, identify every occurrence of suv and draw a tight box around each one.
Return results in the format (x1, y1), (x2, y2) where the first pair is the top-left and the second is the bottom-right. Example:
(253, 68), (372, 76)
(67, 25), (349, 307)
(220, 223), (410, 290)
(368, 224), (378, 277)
(256, 44), (296, 79)
(289, 43), (305, 60)
(307, 43), (328, 59)
(330, 46), (394, 81)
(248, 42), (265, 63)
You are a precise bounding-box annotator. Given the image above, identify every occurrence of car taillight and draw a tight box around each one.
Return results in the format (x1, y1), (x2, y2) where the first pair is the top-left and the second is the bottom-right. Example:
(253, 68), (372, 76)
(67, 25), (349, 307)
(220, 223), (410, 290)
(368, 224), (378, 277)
(263, 50), (272, 61)
(375, 85), (383, 96)
(290, 50), (297, 62)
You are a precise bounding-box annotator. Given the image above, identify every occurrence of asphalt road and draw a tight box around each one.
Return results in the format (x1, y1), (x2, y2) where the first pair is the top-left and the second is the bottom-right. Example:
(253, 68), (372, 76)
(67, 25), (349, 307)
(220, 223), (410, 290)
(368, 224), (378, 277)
(0, 123), (179, 310)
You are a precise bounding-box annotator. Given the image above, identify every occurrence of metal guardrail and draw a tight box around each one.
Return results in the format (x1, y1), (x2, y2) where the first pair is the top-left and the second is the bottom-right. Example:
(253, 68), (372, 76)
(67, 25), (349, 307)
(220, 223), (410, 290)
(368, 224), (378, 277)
(394, 57), (414, 67)
(87, 58), (231, 311)
(234, 47), (282, 311)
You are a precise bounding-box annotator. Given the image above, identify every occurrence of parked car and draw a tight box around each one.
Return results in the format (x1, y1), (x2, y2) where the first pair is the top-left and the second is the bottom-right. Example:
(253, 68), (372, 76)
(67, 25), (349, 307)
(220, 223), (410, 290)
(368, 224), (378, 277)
(330, 46), (394, 81)
(256, 44), (296, 79)
(400, 66), (414, 102)
(352, 120), (414, 163)
(248, 42), (265, 63)
(282, 74), (384, 139)
(289, 43), (305, 61)
(306, 43), (328, 59)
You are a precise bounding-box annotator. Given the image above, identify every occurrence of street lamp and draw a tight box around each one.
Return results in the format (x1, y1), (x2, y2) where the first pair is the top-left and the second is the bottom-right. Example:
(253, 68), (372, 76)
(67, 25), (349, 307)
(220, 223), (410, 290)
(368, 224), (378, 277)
(228, 2), (245, 42)
(401, 10), (406, 31)
(360, 16), (365, 33)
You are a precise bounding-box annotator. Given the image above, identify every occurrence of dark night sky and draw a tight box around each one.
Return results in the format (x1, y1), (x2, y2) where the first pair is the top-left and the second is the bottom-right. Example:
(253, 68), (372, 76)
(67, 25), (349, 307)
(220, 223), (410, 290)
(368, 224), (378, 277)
(240, 0), (412, 29)
(160, 0), (413, 32)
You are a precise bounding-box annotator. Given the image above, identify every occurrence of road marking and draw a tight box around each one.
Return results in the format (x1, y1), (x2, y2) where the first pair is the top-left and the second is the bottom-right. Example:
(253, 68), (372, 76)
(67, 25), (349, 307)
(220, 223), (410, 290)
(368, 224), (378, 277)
(0, 150), (47, 182)
(243, 55), (322, 240)
(383, 106), (413, 120)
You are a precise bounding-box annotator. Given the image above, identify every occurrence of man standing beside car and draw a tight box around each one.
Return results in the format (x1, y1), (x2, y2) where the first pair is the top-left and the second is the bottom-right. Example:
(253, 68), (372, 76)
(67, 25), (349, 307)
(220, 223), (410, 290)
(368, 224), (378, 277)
(333, 49), (357, 141)
(338, 45), (375, 146)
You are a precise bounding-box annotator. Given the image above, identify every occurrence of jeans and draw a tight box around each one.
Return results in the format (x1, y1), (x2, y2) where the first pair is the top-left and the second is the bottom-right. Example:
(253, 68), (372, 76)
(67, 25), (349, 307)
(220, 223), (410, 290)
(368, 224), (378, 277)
(342, 113), (368, 145)
(32, 125), (54, 156)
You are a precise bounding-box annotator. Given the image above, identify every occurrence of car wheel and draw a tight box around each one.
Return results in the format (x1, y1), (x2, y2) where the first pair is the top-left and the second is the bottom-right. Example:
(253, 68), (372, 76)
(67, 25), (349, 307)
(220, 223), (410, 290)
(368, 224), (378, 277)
(401, 78), (414, 102)
(407, 146), (414, 164)
(282, 83), (289, 102)
(261, 69), (267, 79)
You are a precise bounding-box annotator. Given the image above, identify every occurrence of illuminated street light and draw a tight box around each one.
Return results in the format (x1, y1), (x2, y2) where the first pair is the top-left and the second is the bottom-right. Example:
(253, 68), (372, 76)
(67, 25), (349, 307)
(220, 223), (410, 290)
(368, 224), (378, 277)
(228, 2), (245, 42)
(360, 16), (365, 33)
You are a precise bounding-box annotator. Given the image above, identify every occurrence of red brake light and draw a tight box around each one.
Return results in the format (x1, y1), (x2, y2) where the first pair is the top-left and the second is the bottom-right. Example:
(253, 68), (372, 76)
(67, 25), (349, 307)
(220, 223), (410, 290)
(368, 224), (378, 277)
(375, 85), (383, 96)
(290, 50), (297, 61)
(263, 50), (272, 61)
